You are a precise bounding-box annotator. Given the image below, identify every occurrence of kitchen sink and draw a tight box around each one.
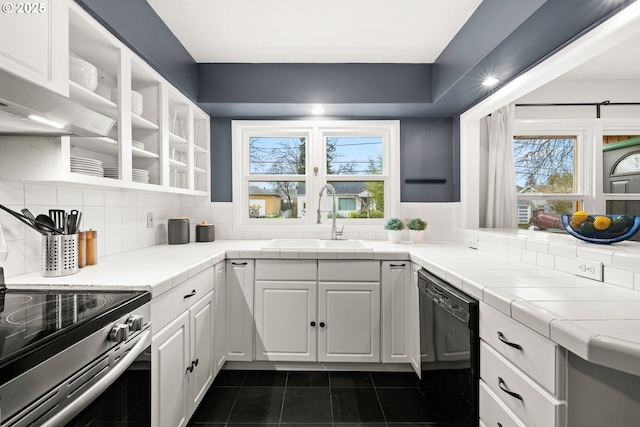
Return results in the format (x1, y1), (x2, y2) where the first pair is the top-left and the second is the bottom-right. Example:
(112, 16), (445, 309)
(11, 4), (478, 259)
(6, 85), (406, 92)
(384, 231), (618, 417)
(263, 239), (371, 251)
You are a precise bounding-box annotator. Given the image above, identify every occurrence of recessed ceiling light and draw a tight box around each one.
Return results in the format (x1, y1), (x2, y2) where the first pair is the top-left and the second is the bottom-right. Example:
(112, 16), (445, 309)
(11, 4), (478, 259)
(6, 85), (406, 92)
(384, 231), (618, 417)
(482, 77), (500, 87)
(310, 106), (325, 115)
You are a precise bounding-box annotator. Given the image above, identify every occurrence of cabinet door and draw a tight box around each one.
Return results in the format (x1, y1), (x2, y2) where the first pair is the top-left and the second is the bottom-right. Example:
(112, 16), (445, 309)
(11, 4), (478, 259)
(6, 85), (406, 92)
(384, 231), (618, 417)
(255, 281), (317, 362)
(381, 261), (410, 363)
(318, 282), (380, 363)
(409, 263), (421, 378)
(152, 311), (190, 427)
(226, 260), (255, 361)
(213, 261), (226, 376)
(0, 0), (67, 95)
(189, 291), (214, 413)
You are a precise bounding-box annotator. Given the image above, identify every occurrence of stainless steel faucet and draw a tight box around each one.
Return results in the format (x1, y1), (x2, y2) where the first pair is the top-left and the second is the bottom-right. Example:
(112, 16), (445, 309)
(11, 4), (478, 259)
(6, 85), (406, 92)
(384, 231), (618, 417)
(317, 183), (344, 240)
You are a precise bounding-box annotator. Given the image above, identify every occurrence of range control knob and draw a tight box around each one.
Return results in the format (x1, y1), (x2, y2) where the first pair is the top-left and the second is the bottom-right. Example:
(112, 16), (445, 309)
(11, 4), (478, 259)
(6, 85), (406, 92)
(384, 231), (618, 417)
(109, 324), (129, 343)
(127, 314), (144, 331)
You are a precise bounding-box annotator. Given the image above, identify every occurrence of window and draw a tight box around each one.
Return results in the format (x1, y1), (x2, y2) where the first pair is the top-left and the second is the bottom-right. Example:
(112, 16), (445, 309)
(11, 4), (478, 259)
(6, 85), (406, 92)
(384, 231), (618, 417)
(232, 120), (400, 231)
(513, 131), (586, 231)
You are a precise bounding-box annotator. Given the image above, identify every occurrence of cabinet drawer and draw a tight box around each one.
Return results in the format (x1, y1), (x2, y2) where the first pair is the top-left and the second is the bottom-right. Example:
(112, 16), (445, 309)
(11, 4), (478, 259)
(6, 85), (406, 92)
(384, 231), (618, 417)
(480, 342), (566, 427)
(480, 380), (525, 427)
(480, 303), (562, 396)
(318, 260), (380, 281)
(256, 260), (317, 281)
(151, 267), (214, 334)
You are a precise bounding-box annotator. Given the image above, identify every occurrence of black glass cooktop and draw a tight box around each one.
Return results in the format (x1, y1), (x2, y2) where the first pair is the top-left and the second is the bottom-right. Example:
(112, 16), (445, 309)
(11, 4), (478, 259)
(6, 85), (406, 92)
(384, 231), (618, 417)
(0, 288), (150, 383)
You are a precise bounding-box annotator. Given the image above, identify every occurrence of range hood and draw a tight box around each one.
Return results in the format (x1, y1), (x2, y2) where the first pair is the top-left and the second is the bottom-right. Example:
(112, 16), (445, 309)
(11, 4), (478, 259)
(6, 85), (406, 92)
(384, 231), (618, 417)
(0, 69), (115, 137)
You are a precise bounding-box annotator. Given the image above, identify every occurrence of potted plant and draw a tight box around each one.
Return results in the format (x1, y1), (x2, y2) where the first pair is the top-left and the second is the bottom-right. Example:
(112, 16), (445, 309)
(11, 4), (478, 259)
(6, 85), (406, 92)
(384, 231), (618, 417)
(384, 218), (405, 243)
(406, 218), (428, 243)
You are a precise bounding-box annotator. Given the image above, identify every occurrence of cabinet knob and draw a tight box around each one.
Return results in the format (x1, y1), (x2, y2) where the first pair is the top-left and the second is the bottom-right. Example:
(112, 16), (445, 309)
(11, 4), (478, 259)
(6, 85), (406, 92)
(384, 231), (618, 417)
(310, 321), (316, 327)
(319, 322), (325, 328)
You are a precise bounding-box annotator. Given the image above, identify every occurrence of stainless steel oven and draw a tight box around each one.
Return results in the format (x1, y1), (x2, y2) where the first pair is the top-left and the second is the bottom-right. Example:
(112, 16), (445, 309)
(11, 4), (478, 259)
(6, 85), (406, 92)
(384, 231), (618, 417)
(417, 268), (479, 426)
(0, 280), (151, 427)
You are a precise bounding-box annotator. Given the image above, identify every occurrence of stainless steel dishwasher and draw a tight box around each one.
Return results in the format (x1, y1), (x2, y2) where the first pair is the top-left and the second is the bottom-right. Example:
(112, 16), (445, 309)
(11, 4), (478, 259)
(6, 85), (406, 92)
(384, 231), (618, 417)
(417, 268), (479, 426)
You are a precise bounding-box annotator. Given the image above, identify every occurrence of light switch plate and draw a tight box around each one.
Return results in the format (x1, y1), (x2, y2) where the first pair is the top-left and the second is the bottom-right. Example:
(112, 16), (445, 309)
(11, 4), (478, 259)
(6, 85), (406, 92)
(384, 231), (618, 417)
(574, 259), (603, 281)
(468, 238), (478, 250)
(146, 212), (154, 228)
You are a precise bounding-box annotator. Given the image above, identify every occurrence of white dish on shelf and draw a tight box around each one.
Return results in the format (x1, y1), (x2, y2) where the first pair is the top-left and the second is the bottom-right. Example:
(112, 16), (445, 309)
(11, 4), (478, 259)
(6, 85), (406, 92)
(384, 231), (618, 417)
(69, 55), (98, 92)
(111, 89), (144, 116)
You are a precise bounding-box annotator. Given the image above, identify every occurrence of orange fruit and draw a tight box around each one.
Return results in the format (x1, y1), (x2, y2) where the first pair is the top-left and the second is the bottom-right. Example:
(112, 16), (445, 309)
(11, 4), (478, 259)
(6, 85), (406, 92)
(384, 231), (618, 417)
(592, 215), (612, 230)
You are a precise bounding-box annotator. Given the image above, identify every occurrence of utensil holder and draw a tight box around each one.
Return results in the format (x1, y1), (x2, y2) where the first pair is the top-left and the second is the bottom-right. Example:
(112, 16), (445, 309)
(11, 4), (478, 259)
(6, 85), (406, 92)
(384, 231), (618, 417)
(42, 234), (79, 277)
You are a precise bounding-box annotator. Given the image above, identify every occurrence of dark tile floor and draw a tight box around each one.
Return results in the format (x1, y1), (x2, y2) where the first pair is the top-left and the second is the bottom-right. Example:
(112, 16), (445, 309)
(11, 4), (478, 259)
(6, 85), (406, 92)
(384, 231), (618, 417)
(188, 370), (463, 427)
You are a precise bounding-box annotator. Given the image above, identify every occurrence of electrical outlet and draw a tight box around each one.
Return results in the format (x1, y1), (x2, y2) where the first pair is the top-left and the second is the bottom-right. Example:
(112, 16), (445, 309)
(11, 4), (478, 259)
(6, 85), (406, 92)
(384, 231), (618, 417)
(468, 238), (478, 250)
(147, 212), (154, 228)
(574, 259), (603, 281)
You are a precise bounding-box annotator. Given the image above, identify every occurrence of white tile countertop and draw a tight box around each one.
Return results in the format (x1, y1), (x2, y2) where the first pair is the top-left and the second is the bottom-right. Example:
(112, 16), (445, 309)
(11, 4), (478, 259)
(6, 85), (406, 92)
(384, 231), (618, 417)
(6, 238), (640, 378)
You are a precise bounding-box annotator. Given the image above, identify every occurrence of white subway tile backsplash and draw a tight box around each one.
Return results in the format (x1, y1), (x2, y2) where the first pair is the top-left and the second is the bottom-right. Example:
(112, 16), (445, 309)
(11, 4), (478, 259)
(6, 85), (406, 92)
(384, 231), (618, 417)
(57, 186), (83, 206)
(25, 183), (57, 206)
(604, 267), (634, 289)
(122, 191), (137, 207)
(576, 246), (614, 266)
(0, 182), (24, 205)
(83, 188), (105, 207)
(537, 252), (555, 269)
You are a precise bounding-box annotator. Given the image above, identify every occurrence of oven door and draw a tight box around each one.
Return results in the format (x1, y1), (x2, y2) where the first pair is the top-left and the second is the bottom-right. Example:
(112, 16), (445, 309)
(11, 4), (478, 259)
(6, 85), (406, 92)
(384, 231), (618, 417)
(65, 343), (151, 426)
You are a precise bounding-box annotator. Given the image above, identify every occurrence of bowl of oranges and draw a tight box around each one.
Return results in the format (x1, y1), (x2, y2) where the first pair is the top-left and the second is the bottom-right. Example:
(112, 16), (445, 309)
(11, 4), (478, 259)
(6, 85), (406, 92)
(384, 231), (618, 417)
(561, 212), (640, 244)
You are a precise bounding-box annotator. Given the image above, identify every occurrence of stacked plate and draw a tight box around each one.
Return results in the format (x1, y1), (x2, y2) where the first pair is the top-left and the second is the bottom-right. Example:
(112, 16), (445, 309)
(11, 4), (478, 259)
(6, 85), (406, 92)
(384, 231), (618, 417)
(103, 167), (119, 180)
(69, 55), (98, 92)
(133, 168), (150, 184)
(71, 156), (104, 177)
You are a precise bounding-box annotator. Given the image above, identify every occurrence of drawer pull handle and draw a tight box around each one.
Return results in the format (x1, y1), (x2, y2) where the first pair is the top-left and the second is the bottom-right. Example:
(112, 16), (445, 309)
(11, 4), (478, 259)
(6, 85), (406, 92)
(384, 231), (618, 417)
(310, 321), (316, 327)
(390, 263), (406, 267)
(319, 322), (325, 328)
(498, 377), (523, 401)
(497, 332), (523, 350)
(231, 262), (248, 266)
(184, 289), (197, 299)
(498, 424), (503, 427)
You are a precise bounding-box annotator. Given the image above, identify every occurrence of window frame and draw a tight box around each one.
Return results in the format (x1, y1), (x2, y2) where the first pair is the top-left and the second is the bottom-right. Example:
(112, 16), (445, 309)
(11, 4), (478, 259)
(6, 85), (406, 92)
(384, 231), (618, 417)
(232, 120), (400, 233)
(513, 121), (590, 222)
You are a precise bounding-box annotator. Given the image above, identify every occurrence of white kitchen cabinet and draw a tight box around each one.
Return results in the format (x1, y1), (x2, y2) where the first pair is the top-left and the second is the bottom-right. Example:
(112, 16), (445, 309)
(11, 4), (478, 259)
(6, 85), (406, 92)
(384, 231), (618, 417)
(254, 280), (317, 361)
(213, 260), (226, 376)
(0, 1), (210, 196)
(151, 267), (215, 427)
(317, 281), (381, 363)
(0, 0), (68, 95)
(408, 263), (421, 377)
(381, 260), (410, 363)
(189, 291), (214, 411)
(152, 311), (190, 427)
(254, 260), (317, 362)
(226, 259), (255, 361)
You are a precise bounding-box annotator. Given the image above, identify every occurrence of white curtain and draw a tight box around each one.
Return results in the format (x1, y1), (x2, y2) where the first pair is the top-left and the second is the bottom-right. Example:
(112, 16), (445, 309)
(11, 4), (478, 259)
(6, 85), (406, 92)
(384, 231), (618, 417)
(485, 104), (517, 228)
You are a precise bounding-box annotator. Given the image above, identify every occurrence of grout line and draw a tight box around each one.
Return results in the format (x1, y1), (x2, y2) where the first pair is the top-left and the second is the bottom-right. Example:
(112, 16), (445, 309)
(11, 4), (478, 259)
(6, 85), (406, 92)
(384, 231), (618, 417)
(278, 371), (289, 425)
(370, 372), (389, 427)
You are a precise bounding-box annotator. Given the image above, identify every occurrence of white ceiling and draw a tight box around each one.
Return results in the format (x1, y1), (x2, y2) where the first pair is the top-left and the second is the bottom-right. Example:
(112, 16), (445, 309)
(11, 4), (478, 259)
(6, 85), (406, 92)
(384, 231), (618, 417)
(145, 0), (482, 63)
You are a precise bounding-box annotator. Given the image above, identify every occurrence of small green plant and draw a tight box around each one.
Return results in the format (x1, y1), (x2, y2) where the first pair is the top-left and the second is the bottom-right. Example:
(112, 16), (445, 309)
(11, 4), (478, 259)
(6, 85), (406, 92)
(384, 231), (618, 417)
(384, 217), (405, 231)
(405, 218), (428, 230)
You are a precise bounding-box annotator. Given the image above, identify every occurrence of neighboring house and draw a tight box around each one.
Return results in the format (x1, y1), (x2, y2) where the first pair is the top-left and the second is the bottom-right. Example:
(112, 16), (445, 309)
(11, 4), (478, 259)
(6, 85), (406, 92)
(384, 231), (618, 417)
(249, 186), (282, 218)
(297, 182), (377, 219)
(517, 186), (547, 225)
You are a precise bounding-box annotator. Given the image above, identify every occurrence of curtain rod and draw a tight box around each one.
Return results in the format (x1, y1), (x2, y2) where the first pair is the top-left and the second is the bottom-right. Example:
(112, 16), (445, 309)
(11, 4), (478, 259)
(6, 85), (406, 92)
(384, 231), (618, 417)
(515, 100), (640, 118)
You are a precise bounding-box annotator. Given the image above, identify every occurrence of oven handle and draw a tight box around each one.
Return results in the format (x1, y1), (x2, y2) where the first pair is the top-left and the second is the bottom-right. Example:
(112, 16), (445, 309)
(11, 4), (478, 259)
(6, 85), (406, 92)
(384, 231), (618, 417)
(40, 328), (151, 427)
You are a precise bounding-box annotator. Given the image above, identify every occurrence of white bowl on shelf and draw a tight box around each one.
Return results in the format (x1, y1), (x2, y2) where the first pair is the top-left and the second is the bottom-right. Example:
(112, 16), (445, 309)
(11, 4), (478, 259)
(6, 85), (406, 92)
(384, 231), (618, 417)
(69, 55), (98, 91)
(111, 89), (144, 116)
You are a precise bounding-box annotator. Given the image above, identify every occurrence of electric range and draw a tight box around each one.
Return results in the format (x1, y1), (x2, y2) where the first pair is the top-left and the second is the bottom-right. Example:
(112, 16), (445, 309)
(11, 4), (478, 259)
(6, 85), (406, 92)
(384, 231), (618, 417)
(0, 271), (151, 426)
